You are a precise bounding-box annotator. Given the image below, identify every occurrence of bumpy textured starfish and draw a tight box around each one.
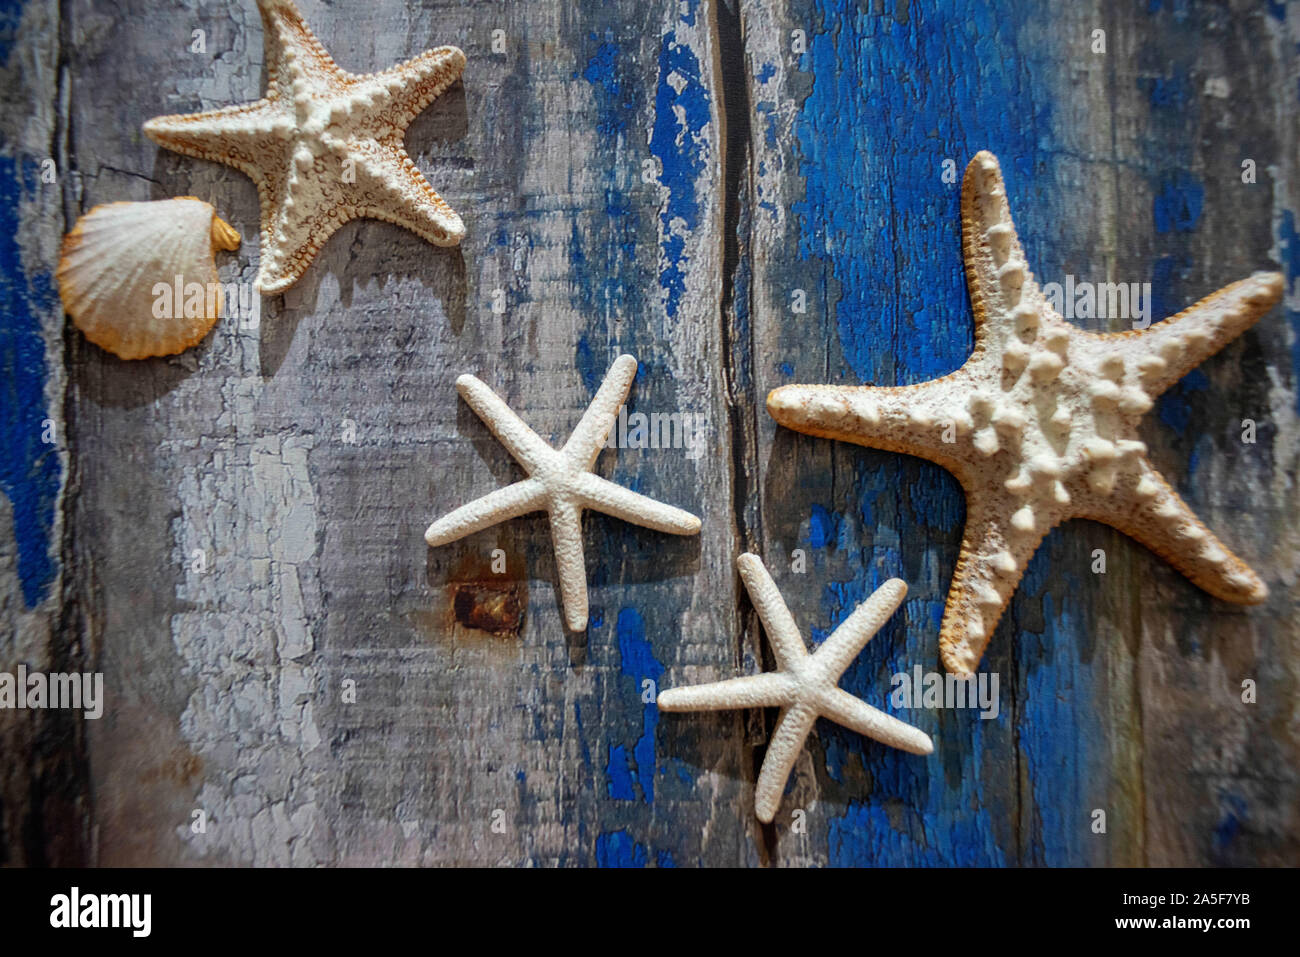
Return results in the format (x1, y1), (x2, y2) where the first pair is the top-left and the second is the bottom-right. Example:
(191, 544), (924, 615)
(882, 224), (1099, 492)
(425, 355), (701, 631)
(768, 151), (1281, 676)
(658, 554), (933, 823)
(144, 0), (465, 294)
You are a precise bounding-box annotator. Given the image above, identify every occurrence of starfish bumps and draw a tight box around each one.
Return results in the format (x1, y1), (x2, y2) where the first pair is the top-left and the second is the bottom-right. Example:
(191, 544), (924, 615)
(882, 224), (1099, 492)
(144, 0), (465, 294)
(768, 151), (1281, 676)
(658, 554), (933, 823)
(425, 355), (701, 631)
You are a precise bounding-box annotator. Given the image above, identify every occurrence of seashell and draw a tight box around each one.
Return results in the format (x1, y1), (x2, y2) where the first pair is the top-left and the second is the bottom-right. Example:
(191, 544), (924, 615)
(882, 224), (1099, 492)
(58, 197), (241, 359)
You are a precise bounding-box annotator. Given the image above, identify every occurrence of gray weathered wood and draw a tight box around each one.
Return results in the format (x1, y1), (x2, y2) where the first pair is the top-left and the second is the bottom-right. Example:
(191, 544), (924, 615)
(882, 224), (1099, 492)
(2, 0), (1297, 866)
(60, 0), (750, 866)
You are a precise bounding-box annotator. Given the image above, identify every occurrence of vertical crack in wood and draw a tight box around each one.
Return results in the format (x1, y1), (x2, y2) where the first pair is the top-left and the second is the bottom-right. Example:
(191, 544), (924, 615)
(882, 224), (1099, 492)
(711, 0), (779, 864)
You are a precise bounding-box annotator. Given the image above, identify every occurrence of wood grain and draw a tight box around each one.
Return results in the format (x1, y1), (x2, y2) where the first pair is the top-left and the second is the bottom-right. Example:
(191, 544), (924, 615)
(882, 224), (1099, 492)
(738, 0), (1300, 866)
(0, 0), (1296, 866)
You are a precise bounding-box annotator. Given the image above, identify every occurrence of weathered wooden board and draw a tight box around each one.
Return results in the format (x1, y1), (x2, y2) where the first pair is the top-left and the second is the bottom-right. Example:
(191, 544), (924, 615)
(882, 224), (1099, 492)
(739, 0), (1300, 866)
(0, 0), (1297, 866)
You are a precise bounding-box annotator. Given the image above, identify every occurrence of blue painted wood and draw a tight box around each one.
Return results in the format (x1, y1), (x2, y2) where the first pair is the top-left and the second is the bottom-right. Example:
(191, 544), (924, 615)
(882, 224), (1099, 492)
(2, 0), (1297, 866)
(744, 0), (1300, 866)
(0, 155), (60, 610)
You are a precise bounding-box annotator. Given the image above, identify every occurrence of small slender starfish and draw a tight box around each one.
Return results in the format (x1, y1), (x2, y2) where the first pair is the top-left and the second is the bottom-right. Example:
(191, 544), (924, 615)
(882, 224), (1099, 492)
(425, 354), (701, 631)
(144, 0), (465, 294)
(658, 553), (933, 823)
(768, 151), (1282, 675)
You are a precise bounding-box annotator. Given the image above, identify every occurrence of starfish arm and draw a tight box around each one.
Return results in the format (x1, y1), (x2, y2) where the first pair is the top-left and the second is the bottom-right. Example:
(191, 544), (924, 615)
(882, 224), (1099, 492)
(575, 474), (701, 535)
(818, 688), (934, 755)
(1076, 460), (1267, 603)
(960, 151), (1051, 343)
(148, 2), (469, 297)
(256, 181), (355, 294)
(766, 378), (965, 470)
(1096, 272), (1283, 397)
(814, 579), (907, 680)
(561, 354), (638, 470)
(753, 703), (818, 824)
(454, 374), (554, 473)
(549, 502), (590, 631)
(258, 0), (347, 93)
(940, 489), (1059, 675)
(143, 101), (287, 179)
(423, 479), (546, 546)
(142, 102), (315, 294)
(736, 553), (808, 670)
(348, 142), (464, 246)
(656, 672), (799, 712)
(348, 46), (467, 138)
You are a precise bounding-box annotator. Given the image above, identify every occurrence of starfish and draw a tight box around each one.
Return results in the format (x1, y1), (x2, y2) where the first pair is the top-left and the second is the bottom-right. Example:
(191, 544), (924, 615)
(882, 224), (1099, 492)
(425, 354), (701, 631)
(658, 554), (933, 822)
(143, 0), (465, 294)
(767, 151), (1282, 675)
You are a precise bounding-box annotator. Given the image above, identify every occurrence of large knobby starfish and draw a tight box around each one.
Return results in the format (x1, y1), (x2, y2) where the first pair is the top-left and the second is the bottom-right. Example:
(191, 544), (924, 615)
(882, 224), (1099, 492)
(425, 355), (701, 631)
(768, 151), (1281, 675)
(144, 0), (465, 294)
(658, 553), (933, 823)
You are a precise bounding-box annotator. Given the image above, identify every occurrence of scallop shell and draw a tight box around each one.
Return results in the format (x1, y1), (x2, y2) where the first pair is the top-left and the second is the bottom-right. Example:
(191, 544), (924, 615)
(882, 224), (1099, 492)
(58, 197), (241, 359)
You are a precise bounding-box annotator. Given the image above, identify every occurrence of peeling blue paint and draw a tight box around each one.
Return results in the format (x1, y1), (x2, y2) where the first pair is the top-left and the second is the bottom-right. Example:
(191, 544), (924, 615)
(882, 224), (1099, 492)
(829, 644), (1008, 867)
(575, 332), (601, 393)
(606, 744), (636, 800)
(573, 35), (648, 325)
(1150, 253), (1193, 321)
(0, 3), (20, 61)
(1153, 170), (1204, 234)
(601, 606), (663, 806)
(580, 37), (630, 135)
(1277, 211), (1300, 292)
(793, 1), (1050, 387)
(1017, 590), (1104, 865)
(830, 799), (1005, 867)
(1148, 249), (1206, 461)
(1138, 74), (1190, 109)
(807, 504), (841, 549)
(595, 829), (647, 867)
(795, 0), (1081, 867)
(616, 607), (662, 804)
(1139, 9), (1227, 485)
(649, 2), (710, 320)
(0, 156), (61, 608)
(1213, 792), (1247, 850)
(1157, 367), (1209, 437)
(754, 101), (778, 148)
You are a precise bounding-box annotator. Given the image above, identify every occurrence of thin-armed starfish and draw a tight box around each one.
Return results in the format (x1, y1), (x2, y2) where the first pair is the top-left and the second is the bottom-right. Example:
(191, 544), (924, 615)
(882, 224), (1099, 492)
(144, 0), (465, 294)
(425, 355), (701, 631)
(658, 553), (933, 823)
(768, 151), (1281, 675)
